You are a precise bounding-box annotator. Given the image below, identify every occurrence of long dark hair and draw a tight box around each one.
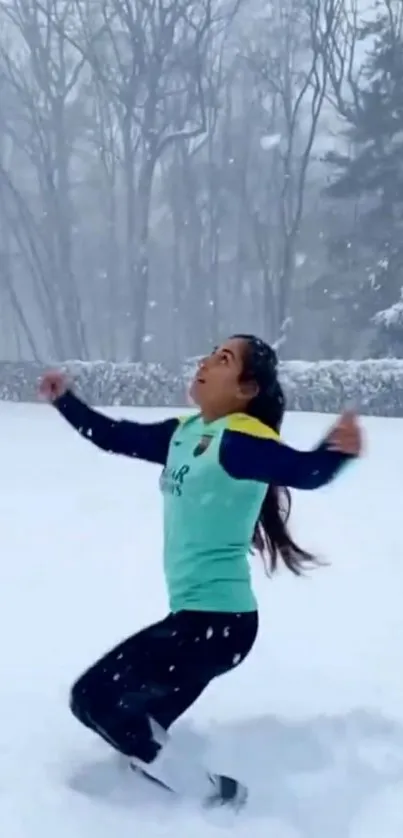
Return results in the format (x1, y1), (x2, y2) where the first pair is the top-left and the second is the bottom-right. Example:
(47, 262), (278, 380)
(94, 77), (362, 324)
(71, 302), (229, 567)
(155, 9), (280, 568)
(234, 334), (317, 576)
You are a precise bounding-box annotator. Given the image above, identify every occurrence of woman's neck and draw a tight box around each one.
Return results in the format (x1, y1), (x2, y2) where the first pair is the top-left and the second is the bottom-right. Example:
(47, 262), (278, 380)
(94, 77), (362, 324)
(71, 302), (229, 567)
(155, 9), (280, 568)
(200, 406), (240, 424)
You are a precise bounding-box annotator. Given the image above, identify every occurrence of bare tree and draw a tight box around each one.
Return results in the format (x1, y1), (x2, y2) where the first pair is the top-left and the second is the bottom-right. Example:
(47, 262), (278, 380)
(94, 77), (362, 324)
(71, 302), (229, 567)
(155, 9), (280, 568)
(320, 0), (403, 121)
(158, 28), (236, 357)
(236, 0), (342, 346)
(53, 0), (236, 359)
(0, 0), (90, 359)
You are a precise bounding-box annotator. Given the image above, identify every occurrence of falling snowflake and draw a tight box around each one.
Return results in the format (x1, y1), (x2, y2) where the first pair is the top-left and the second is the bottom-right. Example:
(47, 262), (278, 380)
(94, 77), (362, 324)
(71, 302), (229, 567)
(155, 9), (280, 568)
(295, 252), (307, 267)
(260, 133), (281, 151)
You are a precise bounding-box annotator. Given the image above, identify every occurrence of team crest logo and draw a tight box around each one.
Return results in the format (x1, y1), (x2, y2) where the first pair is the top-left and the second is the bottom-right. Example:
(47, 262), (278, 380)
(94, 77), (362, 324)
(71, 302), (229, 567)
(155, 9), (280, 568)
(193, 434), (213, 456)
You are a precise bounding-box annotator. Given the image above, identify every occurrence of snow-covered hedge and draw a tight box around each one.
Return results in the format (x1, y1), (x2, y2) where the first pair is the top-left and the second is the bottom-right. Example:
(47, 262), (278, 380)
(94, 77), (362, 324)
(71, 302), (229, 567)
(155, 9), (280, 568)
(0, 358), (402, 416)
(279, 360), (402, 416)
(0, 361), (186, 406)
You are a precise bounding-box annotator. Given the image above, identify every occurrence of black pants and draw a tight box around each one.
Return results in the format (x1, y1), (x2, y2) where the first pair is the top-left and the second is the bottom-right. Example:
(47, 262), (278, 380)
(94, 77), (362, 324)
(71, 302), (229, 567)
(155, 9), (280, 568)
(70, 609), (258, 763)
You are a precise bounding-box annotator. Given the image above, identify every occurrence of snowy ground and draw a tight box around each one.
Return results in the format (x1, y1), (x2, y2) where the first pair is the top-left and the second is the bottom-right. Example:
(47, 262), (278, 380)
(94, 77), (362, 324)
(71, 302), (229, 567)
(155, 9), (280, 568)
(1, 403), (403, 838)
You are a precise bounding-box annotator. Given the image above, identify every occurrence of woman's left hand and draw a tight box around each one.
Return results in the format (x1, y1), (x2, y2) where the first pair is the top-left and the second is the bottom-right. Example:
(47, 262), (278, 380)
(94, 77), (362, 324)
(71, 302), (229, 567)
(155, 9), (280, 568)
(325, 411), (364, 457)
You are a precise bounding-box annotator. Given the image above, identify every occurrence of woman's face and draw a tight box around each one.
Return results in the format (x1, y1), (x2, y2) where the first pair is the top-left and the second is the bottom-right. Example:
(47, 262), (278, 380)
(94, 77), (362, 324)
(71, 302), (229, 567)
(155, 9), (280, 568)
(189, 337), (258, 419)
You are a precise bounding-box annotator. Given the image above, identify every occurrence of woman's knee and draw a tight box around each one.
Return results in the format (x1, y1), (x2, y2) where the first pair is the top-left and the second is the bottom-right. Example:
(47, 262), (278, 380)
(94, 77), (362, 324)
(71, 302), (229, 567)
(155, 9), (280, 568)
(69, 674), (93, 726)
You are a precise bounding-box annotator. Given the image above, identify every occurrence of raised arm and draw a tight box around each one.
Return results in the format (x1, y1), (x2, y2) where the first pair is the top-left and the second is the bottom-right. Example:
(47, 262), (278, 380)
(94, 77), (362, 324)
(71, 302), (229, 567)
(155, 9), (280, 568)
(55, 391), (178, 464)
(219, 417), (358, 489)
(40, 371), (178, 466)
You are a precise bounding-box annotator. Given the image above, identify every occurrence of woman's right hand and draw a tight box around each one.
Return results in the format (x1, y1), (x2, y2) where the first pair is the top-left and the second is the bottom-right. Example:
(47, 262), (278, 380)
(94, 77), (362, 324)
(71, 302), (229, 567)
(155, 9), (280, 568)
(39, 370), (70, 403)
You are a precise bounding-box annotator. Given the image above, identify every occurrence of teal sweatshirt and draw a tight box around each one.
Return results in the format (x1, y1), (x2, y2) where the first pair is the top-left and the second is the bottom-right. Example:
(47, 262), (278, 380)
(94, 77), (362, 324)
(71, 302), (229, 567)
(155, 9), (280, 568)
(54, 394), (352, 613)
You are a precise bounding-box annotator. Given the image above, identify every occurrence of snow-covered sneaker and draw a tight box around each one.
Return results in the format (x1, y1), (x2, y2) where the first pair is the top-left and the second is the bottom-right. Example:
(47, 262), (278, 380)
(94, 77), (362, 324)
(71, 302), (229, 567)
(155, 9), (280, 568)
(205, 774), (248, 810)
(129, 762), (174, 793)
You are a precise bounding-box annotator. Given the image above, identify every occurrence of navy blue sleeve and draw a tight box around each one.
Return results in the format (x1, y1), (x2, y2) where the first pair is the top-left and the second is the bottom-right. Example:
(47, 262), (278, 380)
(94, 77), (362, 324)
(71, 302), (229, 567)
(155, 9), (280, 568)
(53, 390), (178, 465)
(219, 429), (354, 489)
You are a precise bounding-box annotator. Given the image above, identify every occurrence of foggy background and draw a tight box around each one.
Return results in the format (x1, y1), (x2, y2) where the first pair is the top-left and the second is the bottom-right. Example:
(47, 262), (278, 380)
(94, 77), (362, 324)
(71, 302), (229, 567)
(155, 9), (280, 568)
(0, 0), (401, 365)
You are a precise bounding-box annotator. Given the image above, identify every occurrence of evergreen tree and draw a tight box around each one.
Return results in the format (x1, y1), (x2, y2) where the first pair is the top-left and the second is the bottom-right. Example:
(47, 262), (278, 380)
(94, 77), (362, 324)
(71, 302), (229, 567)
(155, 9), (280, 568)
(322, 0), (403, 355)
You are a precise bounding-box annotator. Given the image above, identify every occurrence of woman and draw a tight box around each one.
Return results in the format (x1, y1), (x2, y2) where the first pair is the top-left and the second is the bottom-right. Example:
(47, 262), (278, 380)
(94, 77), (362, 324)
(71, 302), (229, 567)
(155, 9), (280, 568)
(39, 335), (362, 809)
